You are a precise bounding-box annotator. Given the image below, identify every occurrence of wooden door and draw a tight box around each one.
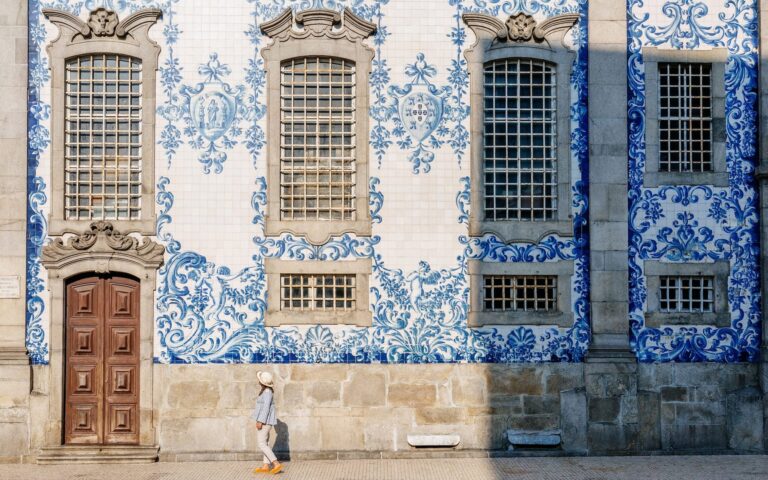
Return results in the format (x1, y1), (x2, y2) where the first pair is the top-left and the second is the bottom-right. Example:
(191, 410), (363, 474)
(65, 275), (140, 445)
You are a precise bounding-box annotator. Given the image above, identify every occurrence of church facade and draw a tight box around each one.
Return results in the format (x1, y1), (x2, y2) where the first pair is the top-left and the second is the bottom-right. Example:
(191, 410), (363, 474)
(1, 0), (768, 462)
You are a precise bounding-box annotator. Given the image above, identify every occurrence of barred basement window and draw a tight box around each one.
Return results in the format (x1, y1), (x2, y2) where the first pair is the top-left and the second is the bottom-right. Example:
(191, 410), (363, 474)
(280, 57), (356, 221)
(65, 54), (142, 220)
(483, 58), (557, 221)
(658, 62), (712, 173)
(483, 275), (557, 312)
(659, 275), (714, 313)
(281, 273), (356, 312)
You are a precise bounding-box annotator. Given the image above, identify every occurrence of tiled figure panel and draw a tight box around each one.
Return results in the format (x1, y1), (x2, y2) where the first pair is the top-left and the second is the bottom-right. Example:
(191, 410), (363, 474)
(627, 0), (761, 361)
(27, 0), (589, 364)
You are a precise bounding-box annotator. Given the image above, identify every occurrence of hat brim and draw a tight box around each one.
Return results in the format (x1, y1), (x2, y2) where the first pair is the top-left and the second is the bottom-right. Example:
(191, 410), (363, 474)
(257, 371), (274, 387)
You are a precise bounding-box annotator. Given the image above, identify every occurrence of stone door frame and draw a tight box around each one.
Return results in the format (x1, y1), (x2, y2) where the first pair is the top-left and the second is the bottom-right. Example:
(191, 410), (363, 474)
(38, 222), (163, 449)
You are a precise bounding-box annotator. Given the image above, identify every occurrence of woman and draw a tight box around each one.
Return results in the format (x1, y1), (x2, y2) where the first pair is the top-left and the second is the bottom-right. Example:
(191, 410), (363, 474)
(252, 371), (282, 474)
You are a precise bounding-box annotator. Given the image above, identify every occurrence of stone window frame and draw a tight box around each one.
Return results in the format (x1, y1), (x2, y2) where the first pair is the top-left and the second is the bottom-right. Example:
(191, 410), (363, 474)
(644, 260), (730, 328)
(260, 8), (376, 245)
(643, 47), (728, 188)
(463, 12), (579, 243)
(264, 258), (372, 327)
(43, 8), (162, 237)
(468, 259), (574, 327)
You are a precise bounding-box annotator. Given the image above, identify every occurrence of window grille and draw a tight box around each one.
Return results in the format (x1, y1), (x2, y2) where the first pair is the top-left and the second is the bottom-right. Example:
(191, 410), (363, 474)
(483, 58), (557, 221)
(659, 275), (714, 313)
(64, 54), (142, 220)
(281, 273), (356, 311)
(658, 63), (712, 172)
(280, 57), (356, 221)
(483, 275), (557, 312)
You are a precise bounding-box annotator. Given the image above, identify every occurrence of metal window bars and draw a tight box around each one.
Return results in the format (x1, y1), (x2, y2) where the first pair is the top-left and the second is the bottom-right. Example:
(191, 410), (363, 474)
(64, 54), (142, 220)
(658, 62), (713, 173)
(483, 275), (557, 312)
(659, 275), (715, 313)
(280, 273), (356, 311)
(483, 58), (557, 221)
(280, 57), (356, 221)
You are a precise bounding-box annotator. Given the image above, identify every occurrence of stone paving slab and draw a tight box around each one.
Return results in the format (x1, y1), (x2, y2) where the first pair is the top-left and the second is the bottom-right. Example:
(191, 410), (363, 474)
(1, 456), (767, 480)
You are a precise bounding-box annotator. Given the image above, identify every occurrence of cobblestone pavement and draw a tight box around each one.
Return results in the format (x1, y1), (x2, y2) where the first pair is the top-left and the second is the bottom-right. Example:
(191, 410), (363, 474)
(1, 456), (767, 480)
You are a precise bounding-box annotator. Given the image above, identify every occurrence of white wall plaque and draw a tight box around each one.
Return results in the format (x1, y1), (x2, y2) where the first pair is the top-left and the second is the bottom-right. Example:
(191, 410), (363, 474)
(0, 276), (21, 299)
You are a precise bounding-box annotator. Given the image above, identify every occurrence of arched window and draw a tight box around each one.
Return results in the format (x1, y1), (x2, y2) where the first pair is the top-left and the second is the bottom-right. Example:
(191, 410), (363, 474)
(279, 56), (357, 222)
(261, 8), (375, 245)
(44, 8), (161, 236)
(260, 8), (376, 327)
(463, 12), (579, 328)
(483, 58), (558, 222)
(64, 54), (143, 221)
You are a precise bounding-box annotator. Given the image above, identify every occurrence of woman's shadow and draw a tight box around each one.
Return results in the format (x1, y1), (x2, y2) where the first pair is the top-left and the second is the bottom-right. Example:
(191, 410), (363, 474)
(273, 419), (291, 461)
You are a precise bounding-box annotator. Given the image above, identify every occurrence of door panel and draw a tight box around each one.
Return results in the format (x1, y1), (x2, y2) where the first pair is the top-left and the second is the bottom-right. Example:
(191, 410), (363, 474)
(65, 276), (140, 445)
(103, 278), (140, 444)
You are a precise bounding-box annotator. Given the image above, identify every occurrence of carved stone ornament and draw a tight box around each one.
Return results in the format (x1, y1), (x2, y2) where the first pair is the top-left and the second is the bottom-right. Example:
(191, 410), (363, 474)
(260, 7), (376, 42)
(462, 11), (579, 49)
(88, 8), (119, 36)
(506, 12), (537, 42)
(42, 7), (162, 41)
(42, 221), (165, 273)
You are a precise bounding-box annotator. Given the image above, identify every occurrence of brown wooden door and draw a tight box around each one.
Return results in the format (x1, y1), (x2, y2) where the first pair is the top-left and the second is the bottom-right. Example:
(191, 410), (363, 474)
(65, 275), (140, 445)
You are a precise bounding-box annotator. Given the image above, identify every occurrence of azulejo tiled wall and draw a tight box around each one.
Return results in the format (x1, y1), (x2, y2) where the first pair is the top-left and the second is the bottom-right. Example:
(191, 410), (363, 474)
(627, 0), (761, 362)
(24, 0), (759, 365)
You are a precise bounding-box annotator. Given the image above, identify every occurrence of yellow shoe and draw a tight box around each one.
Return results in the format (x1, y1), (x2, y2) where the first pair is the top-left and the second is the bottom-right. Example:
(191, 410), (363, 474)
(270, 463), (283, 474)
(253, 465), (271, 474)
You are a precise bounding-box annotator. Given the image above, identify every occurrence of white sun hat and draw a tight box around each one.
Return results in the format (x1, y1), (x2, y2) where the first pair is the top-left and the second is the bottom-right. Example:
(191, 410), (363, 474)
(257, 371), (274, 388)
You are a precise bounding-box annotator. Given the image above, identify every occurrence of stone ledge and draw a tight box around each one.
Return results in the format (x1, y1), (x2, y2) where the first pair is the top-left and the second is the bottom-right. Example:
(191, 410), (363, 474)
(37, 446), (159, 465)
(0, 347), (29, 365)
(507, 429), (561, 450)
(407, 434), (460, 448)
(157, 449), (572, 462)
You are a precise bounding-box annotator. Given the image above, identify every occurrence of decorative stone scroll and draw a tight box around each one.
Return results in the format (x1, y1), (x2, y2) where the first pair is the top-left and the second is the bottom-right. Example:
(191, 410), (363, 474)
(43, 7), (161, 40)
(42, 221), (164, 274)
(463, 11), (579, 48)
(260, 7), (376, 43)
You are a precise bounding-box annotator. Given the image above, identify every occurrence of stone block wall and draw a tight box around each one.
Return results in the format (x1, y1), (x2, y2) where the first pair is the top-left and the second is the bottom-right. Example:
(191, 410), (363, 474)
(153, 364), (584, 459)
(638, 364), (760, 453)
(0, 0), (30, 464)
(152, 363), (765, 460)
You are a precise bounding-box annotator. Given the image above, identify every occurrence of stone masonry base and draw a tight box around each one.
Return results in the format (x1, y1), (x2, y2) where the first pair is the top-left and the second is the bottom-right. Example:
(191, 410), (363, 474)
(0, 362), (763, 462)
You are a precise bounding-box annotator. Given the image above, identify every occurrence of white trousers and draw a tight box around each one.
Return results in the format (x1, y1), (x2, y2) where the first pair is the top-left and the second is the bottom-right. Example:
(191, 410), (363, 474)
(256, 424), (277, 464)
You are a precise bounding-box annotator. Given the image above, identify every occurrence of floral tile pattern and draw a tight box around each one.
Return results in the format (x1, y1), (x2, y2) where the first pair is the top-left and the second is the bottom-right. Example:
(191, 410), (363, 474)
(25, 0), (758, 365)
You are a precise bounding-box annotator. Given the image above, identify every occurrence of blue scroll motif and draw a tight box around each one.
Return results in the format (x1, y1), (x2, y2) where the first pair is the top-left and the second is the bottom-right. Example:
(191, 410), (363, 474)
(628, 0), (760, 362)
(151, 0), (591, 364)
(29, 0), (590, 365)
(25, 0), (161, 364)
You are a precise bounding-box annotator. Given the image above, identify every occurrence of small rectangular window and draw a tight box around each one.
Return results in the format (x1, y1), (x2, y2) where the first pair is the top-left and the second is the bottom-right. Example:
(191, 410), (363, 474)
(658, 62), (712, 173)
(659, 275), (714, 313)
(483, 275), (557, 312)
(280, 57), (356, 221)
(482, 58), (557, 221)
(280, 273), (356, 312)
(64, 54), (142, 221)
